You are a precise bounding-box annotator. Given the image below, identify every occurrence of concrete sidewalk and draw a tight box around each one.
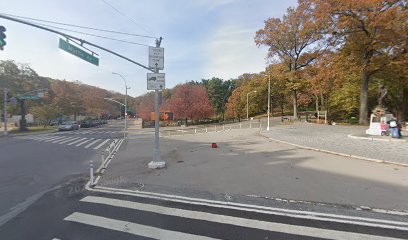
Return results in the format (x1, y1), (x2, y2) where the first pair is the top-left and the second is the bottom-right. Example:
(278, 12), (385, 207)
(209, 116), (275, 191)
(98, 128), (408, 212)
(262, 122), (408, 165)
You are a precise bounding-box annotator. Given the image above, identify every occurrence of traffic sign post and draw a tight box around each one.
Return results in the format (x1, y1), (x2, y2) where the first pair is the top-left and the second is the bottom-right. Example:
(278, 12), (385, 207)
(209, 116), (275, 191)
(148, 42), (166, 169)
(59, 38), (99, 66)
(148, 46), (164, 70)
(147, 73), (165, 90)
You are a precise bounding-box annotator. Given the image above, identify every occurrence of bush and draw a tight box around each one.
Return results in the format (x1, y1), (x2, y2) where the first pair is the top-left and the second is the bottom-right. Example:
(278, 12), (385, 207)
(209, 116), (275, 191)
(349, 117), (358, 124)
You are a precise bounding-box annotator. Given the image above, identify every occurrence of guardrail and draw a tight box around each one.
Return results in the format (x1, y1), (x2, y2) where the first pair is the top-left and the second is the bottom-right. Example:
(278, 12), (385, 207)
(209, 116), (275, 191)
(160, 121), (266, 137)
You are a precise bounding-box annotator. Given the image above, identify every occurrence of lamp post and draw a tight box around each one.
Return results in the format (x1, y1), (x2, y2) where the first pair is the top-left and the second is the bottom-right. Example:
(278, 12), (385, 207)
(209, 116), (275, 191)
(264, 74), (271, 131)
(246, 90), (257, 120)
(112, 72), (130, 131)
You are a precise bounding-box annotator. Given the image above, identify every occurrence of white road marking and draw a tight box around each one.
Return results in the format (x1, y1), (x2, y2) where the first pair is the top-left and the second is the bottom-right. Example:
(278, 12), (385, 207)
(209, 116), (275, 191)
(81, 196), (405, 240)
(75, 138), (94, 147)
(43, 136), (66, 142)
(93, 139), (110, 150)
(64, 212), (220, 240)
(91, 186), (408, 230)
(67, 138), (88, 145)
(53, 137), (76, 143)
(59, 137), (80, 144)
(84, 139), (101, 148)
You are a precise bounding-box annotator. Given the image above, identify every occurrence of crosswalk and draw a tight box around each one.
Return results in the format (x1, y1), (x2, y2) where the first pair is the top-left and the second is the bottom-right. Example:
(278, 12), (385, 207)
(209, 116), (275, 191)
(55, 130), (121, 135)
(55, 193), (408, 240)
(20, 135), (118, 150)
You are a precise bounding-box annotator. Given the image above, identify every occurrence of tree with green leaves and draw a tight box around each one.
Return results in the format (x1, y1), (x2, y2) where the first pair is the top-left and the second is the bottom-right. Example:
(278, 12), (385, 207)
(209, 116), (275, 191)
(202, 77), (235, 121)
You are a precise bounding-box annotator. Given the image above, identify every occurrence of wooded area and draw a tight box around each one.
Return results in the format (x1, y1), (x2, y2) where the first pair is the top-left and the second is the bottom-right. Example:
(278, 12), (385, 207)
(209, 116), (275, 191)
(0, 60), (132, 124)
(1, 0), (406, 125)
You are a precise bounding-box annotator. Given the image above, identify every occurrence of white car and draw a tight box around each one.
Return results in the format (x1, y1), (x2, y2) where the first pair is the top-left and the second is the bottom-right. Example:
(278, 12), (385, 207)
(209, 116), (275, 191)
(58, 121), (79, 131)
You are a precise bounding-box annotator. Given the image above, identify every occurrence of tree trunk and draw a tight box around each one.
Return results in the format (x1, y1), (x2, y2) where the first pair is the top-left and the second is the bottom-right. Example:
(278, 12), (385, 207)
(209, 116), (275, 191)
(292, 90), (298, 119)
(315, 94), (319, 113)
(359, 71), (370, 124)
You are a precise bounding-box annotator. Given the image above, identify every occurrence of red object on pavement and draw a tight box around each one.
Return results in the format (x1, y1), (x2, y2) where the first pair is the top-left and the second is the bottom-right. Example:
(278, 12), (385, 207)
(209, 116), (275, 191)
(212, 143), (217, 148)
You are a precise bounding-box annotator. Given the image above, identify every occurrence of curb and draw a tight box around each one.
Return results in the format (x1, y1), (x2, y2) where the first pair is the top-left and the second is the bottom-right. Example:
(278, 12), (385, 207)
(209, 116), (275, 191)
(259, 132), (408, 167)
(347, 134), (406, 143)
(6, 129), (58, 137)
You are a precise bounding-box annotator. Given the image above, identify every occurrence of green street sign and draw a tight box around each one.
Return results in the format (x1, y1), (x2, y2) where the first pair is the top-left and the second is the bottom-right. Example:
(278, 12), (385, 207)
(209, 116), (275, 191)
(58, 38), (99, 66)
(20, 95), (39, 100)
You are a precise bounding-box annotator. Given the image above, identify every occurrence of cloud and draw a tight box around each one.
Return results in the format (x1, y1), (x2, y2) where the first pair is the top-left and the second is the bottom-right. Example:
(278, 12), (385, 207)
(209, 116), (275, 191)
(195, 0), (236, 11)
(204, 24), (267, 80)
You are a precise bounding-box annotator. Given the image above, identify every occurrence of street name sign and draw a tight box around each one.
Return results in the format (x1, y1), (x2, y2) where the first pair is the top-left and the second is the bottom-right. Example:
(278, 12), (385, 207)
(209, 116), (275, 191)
(59, 38), (99, 66)
(148, 46), (164, 70)
(20, 95), (39, 100)
(147, 73), (165, 90)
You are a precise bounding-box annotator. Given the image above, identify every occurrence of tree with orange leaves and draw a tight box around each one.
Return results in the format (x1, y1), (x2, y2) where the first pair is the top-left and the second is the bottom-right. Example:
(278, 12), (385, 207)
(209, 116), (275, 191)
(255, 0), (327, 119)
(310, 0), (407, 123)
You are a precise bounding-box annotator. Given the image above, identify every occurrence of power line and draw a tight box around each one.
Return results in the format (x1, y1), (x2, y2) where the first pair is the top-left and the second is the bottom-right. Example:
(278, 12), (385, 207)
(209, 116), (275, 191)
(0, 12), (156, 39)
(100, 0), (154, 36)
(34, 22), (150, 47)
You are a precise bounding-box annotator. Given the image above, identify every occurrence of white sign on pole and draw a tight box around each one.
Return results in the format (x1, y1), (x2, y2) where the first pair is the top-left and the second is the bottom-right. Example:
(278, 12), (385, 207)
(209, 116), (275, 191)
(147, 73), (165, 90)
(149, 46), (164, 70)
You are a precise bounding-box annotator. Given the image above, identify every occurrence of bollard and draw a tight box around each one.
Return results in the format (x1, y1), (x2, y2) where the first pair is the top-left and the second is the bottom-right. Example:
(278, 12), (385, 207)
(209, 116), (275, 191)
(90, 160), (94, 186)
(101, 151), (105, 164)
(215, 125), (217, 132)
(205, 127), (208, 133)
(250, 122), (252, 129)
(223, 125), (225, 131)
(195, 128), (197, 134)
(240, 123), (242, 129)
(259, 122), (262, 129)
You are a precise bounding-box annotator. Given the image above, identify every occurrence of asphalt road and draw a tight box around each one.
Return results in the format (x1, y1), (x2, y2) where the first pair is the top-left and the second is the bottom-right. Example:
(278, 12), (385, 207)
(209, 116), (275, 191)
(0, 177), (407, 240)
(0, 122), (124, 226)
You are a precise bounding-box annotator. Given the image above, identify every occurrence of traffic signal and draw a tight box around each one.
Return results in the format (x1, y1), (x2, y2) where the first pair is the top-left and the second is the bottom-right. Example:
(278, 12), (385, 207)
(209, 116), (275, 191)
(0, 25), (6, 50)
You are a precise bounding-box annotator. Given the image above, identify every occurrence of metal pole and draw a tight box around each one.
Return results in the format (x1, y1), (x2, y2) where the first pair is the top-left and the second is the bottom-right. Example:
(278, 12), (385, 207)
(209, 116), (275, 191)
(246, 92), (249, 120)
(267, 75), (271, 131)
(3, 87), (7, 135)
(148, 89), (165, 168)
(125, 86), (127, 131)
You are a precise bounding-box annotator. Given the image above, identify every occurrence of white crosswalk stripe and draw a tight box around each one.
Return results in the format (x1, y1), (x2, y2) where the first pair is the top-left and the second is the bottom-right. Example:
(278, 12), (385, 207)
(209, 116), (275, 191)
(84, 139), (101, 149)
(43, 136), (66, 142)
(19, 133), (117, 150)
(67, 137), (88, 146)
(93, 139), (110, 150)
(60, 195), (407, 240)
(75, 138), (94, 147)
(59, 137), (80, 144)
(53, 137), (76, 143)
(64, 212), (219, 240)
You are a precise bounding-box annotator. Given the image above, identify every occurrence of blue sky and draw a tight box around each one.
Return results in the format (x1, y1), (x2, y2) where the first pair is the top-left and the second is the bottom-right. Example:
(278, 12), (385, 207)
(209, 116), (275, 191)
(1, 0), (297, 97)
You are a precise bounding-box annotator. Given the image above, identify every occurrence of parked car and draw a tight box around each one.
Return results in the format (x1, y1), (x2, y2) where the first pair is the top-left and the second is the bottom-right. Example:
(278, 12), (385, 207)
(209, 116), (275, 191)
(58, 121), (79, 131)
(79, 120), (93, 128)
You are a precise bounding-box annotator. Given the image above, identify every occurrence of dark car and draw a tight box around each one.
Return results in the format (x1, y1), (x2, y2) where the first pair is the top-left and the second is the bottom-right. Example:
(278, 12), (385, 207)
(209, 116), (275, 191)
(80, 120), (94, 128)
